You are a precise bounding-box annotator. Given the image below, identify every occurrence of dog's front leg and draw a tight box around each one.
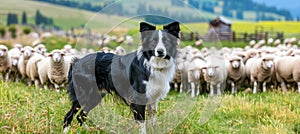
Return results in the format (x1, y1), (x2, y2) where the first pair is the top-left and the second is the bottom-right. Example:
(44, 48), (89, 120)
(147, 102), (158, 133)
(131, 104), (146, 134)
(147, 102), (158, 126)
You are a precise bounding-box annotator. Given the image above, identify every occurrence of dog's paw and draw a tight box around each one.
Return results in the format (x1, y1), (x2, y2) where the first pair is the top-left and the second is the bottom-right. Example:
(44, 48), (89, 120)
(63, 126), (69, 133)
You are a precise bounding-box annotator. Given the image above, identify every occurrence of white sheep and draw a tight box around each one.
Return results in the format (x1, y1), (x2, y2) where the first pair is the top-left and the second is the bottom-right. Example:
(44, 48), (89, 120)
(245, 55), (274, 94)
(253, 40), (266, 49)
(38, 50), (70, 91)
(172, 55), (183, 92)
(8, 48), (21, 82)
(32, 39), (41, 47)
(63, 44), (72, 53)
(26, 53), (45, 89)
(243, 49), (257, 64)
(289, 37), (297, 44)
(114, 46), (126, 55)
(124, 35), (133, 46)
(18, 46), (35, 83)
(226, 55), (246, 94)
(194, 39), (203, 47)
(275, 56), (300, 93)
(34, 44), (47, 56)
(267, 38), (274, 45)
(202, 51), (227, 96)
(273, 39), (281, 46)
(14, 43), (23, 50)
(188, 52), (206, 97)
(0, 45), (11, 81)
(249, 40), (256, 47)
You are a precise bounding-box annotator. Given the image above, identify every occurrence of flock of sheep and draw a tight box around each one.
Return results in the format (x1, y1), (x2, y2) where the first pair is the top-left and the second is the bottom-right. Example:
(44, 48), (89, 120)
(0, 36), (300, 96)
(174, 37), (300, 97)
(0, 42), (127, 92)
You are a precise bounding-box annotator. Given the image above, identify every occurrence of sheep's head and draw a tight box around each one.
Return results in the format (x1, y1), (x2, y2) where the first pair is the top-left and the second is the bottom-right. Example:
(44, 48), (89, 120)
(202, 66), (219, 77)
(114, 46), (126, 55)
(14, 43), (23, 50)
(49, 50), (65, 63)
(229, 57), (242, 69)
(0, 45), (8, 57)
(35, 44), (47, 55)
(21, 46), (35, 58)
(261, 56), (274, 69)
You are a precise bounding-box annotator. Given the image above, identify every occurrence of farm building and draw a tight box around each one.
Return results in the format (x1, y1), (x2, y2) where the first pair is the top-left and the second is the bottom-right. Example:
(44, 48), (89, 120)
(205, 16), (233, 41)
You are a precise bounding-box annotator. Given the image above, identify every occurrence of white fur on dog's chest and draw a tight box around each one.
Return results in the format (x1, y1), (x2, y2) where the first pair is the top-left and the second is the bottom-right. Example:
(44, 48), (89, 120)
(143, 61), (175, 104)
(144, 72), (169, 104)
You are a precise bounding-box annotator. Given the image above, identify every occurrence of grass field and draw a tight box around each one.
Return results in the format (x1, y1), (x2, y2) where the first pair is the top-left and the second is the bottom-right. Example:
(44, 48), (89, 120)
(1, 81), (300, 133)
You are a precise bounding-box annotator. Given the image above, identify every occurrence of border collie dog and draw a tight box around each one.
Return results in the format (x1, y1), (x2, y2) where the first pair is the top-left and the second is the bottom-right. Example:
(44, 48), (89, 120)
(63, 21), (180, 133)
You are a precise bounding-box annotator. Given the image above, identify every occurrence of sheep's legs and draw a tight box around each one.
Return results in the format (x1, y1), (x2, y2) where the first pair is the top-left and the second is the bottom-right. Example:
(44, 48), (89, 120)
(253, 81), (258, 94)
(209, 84), (214, 96)
(54, 84), (60, 92)
(297, 82), (300, 93)
(262, 82), (267, 92)
(34, 79), (41, 89)
(231, 82), (235, 94)
(43, 85), (48, 90)
(281, 82), (287, 92)
(196, 83), (200, 96)
(191, 83), (195, 97)
(27, 78), (32, 86)
(179, 83), (183, 93)
(217, 84), (221, 95)
(4, 72), (10, 82)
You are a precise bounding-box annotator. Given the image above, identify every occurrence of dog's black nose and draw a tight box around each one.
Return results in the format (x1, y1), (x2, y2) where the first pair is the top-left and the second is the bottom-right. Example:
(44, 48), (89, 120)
(157, 48), (164, 56)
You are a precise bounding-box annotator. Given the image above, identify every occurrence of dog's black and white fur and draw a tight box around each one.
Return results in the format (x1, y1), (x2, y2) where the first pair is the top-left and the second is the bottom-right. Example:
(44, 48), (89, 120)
(63, 21), (180, 133)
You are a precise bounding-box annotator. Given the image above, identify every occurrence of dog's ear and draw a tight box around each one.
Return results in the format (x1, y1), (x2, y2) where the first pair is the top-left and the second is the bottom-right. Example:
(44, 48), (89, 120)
(140, 22), (156, 32)
(163, 21), (180, 38)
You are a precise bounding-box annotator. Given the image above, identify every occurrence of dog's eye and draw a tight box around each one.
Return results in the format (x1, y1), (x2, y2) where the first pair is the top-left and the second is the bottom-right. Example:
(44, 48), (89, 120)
(151, 38), (157, 43)
(162, 37), (171, 43)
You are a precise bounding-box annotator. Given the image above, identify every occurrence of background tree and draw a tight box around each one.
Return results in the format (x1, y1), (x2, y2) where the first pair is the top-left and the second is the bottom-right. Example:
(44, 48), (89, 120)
(0, 26), (6, 38)
(8, 25), (17, 39)
(23, 27), (31, 35)
(35, 10), (41, 25)
(7, 13), (18, 26)
(22, 11), (27, 25)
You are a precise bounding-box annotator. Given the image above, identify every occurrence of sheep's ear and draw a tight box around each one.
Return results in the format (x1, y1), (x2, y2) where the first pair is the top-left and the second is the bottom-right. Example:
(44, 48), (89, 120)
(163, 21), (180, 38)
(48, 53), (53, 57)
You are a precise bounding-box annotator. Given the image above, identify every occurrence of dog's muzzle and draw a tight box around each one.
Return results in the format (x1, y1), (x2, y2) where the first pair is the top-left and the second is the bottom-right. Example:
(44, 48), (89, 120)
(156, 48), (165, 58)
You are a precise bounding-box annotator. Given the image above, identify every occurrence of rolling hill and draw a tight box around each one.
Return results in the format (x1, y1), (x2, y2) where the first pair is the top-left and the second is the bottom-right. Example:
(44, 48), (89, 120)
(0, 0), (139, 33)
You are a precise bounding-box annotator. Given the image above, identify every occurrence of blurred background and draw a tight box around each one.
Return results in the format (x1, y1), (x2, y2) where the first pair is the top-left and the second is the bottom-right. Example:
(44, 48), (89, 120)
(0, 0), (299, 51)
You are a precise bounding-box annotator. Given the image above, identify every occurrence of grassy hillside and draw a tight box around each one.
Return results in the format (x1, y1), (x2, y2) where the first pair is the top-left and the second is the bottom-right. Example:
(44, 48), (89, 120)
(1, 82), (299, 133)
(0, 0), (139, 33)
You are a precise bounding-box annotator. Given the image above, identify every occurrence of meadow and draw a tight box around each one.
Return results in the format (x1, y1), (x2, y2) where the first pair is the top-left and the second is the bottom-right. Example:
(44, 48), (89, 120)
(1, 81), (300, 133)
(1, 1), (300, 133)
